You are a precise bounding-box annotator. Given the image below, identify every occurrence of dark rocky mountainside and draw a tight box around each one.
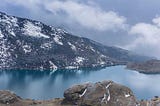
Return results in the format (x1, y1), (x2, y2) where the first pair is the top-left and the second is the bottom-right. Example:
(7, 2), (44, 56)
(0, 11), (151, 70)
(127, 59), (160, 74)
(0, 81), (159, 106)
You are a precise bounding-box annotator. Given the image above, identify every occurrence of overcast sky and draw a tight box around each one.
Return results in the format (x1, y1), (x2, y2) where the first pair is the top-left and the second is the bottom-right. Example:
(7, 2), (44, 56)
(1, 0), (160, 58)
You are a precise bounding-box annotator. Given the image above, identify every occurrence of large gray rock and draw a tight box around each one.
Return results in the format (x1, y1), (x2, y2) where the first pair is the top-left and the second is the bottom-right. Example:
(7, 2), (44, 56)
(0, 90), (21, 104)
(62, 81), (137, 106)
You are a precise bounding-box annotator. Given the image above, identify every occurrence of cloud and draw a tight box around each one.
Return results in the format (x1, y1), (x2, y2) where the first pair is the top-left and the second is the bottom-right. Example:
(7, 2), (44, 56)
(2, 0), (127, 32)
(3, 0), (40, 8)
(3, 0), (46, 15)
(152, 16), (160, 27)
(125, 17), (160, 58)
(44, 1), (127, 31)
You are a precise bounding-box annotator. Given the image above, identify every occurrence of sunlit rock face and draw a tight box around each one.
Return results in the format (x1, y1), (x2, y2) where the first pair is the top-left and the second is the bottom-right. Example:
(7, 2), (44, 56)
(62, 81), (137, 106)
(0, 11), (151, 70)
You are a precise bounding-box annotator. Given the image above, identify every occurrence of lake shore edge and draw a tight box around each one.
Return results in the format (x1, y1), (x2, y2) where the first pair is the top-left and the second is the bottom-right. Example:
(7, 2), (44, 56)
(0, 80), (159, 106)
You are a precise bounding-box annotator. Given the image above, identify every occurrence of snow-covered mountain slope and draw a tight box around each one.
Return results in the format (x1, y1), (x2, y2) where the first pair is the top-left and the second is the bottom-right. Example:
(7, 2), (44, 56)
(0, 12), (151, 70)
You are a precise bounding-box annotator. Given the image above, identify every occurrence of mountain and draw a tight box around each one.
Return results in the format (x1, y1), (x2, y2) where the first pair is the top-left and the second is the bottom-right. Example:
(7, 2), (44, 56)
(0, 11), (151, 70)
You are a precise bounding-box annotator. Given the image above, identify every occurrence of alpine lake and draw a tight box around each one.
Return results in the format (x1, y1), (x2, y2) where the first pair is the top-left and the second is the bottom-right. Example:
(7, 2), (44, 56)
(0, 65), (160, 100)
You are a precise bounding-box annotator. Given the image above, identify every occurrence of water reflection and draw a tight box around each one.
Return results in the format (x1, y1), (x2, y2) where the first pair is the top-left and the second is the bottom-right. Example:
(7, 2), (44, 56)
(0, 66), (160, 100)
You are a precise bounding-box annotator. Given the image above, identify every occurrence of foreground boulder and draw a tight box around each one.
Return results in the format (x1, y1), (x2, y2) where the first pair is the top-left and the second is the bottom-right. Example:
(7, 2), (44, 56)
(62, 81), (137, 106)
(0, 90), (21, 104)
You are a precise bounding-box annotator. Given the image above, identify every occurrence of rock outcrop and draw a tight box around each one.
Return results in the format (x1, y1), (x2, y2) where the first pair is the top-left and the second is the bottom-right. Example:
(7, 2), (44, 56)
(0, 90), (21, 105)
(127, 59), (160, 74)
(62, 81), (137, 106)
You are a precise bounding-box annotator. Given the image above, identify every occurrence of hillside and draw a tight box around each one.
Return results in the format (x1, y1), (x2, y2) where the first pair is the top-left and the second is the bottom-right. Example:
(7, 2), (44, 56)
(0, 12), (151, 70)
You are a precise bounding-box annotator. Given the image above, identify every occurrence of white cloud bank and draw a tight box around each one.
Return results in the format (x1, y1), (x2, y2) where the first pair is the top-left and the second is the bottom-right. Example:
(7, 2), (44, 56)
(45, 1), (127, 31)
(125, 17), (160, 58)
(2, 0), (160, 58)
(3, 0), (127, 31)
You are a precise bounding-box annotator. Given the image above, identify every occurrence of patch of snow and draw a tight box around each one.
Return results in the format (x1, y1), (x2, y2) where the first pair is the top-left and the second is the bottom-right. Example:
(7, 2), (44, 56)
(76, 57), (85, 64)
(23, 45), (31, 53)
(106, 82), (112, 89)
(125, 93), (130, 98)
(79, 89), (87, 98)
(55, 28), (68, 34)
(0, 30), (4, 38)
(41, 42), (52, 49)
(39, 66), (44, 71)
(68, 42), (76, 51)
(101, 90), (110, 104)
(101, 82), (112, 104)
(0, 15), (18, 27)
(89, 46), (96, 52)
(100, 61), (106, 65)
(136, 104), (141, 106)
(49, 61), (58, 70)
(107, 89), (111, 101)
(97, 55), (107, 65)
(101, 94), (107, 104)
(53, 34), (63, 45)
(65, 66), (78, 69)
(9, 30), (16, 36)
(23, 21), (50, 38)
(56, 28), (65, 34)
(100, 54), (107, 58)
(0, 15), (18, 37)
(10, 16), (18, 26)
(92, 64), (97, 67)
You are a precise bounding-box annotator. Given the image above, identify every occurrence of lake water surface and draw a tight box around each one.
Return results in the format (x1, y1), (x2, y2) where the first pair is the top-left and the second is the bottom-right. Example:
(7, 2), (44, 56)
(0, 65), (160, 100)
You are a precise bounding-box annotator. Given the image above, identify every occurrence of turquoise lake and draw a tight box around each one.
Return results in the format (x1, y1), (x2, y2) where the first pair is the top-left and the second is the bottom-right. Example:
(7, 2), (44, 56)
(0, 65), (160, 100)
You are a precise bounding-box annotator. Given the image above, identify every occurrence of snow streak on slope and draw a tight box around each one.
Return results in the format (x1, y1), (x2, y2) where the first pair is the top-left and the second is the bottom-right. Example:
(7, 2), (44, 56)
(23, 21), (50, 38)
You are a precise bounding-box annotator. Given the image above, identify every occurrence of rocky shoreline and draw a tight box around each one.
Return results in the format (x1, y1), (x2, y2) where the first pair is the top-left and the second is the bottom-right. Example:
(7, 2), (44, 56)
(0, 80), (159, 106)
(127, 59), (160, 74)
